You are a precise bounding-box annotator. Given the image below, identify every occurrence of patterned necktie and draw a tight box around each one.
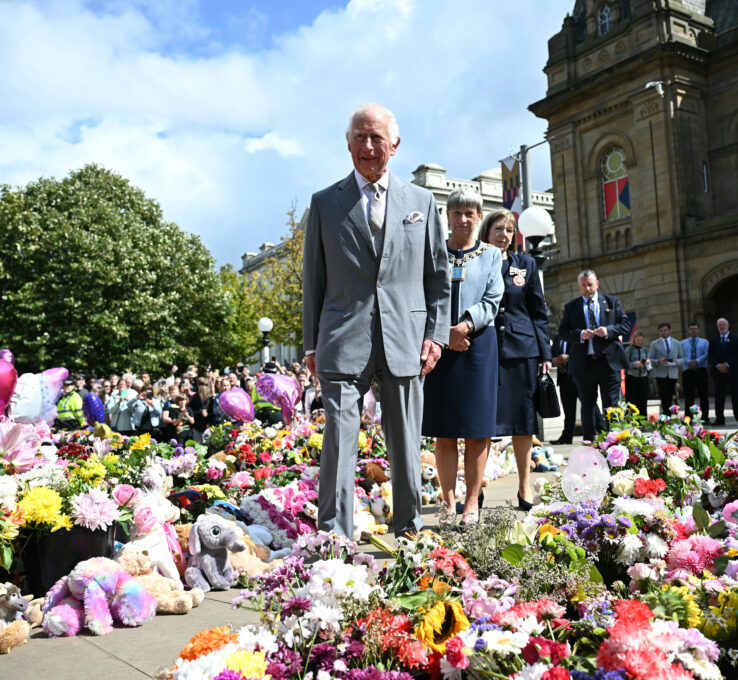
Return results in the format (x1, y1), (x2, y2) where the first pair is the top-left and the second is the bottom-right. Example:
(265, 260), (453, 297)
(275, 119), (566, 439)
(587, 299), (603, 353)
(367, 183), (383, 237)
(691, 337), (697, 360)
(665, 338), (670, 358)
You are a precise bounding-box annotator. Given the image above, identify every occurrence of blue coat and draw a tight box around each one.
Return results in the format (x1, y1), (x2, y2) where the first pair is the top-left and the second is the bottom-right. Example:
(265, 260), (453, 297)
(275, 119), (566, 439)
(494, 252), (551, 361)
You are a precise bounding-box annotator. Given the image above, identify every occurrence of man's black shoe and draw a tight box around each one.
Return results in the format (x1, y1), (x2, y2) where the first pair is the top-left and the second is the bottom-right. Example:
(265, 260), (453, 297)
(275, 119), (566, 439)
(713, 419), (726, 426)
(550, 437), (573, 445)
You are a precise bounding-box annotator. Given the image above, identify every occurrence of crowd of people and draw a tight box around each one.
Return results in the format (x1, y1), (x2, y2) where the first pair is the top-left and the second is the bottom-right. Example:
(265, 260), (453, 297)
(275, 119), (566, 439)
(53, 358), (324, 442)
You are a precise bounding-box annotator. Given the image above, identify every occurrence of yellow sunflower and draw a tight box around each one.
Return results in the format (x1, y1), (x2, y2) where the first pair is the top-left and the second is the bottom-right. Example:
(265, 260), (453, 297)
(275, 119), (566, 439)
(415, 600), (469, 653)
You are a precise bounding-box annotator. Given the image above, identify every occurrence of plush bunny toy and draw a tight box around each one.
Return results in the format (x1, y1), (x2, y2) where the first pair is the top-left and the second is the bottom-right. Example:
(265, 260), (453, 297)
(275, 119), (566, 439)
(184, 514), (247, 592)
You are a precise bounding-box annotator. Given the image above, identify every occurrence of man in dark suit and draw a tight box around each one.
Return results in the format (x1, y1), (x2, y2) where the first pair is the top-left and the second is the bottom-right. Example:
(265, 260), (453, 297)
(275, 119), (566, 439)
(708, 317), (738, 426)
(558, 269), (630, 442)
(550, 333), (577, 444)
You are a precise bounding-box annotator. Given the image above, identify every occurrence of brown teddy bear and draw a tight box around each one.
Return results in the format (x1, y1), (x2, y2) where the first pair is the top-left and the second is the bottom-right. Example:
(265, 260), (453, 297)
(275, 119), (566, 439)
(115, 545), (205, 614)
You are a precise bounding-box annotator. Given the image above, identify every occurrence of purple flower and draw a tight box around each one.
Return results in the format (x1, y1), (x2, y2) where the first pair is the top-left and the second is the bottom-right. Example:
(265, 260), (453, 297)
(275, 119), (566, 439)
(309, 643), (336, 672)
(606, 444), (629, 467)
(282, 596), (311, 617)
(214, 671), (245, 680)
(617, 516), (633, 528)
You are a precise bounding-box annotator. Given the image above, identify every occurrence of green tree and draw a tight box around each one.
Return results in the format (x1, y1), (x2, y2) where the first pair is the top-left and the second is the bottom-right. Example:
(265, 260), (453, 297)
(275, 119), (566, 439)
(0, 164), (228, 375)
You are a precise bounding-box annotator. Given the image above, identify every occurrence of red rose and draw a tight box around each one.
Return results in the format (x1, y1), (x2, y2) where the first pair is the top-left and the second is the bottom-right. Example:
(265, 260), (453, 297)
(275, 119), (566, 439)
(541, 669), (570, 680)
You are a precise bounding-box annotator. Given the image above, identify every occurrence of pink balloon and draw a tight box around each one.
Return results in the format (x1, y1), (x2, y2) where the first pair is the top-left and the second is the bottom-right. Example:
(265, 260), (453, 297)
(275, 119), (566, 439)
(256, 374), (301, 425)
(0, 359), (18, 414)
(219, 388), (254, 423)
(0, 349), (14, 365)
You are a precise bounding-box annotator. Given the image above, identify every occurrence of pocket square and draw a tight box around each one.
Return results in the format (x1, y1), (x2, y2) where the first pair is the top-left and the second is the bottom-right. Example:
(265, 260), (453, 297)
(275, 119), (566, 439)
(403, 211), (424, 225)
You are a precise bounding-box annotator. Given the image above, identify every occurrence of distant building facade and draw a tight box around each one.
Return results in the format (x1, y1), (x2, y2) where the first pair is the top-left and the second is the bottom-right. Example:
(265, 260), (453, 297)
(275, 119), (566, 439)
(410, 163), (554, 227)
(529, 0), (738, 337)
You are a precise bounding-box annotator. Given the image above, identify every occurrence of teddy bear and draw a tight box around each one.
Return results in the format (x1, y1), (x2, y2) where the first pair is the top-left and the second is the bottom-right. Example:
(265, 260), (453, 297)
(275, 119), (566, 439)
(42, 557), (157, 637)
(115, 545), (204, 614)
(420, 462), (441, 505)
(0, 619), (31, 654)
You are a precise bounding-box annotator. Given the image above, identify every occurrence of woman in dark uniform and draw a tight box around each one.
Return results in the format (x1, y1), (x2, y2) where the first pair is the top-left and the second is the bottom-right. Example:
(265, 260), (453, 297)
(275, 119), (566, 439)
(423, 188), (503, 529)
(481, 209), (551, 510)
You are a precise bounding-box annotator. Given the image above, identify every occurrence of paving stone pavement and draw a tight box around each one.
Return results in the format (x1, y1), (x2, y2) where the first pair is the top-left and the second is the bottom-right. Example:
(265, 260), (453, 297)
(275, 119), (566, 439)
(4, 413), (735, 679)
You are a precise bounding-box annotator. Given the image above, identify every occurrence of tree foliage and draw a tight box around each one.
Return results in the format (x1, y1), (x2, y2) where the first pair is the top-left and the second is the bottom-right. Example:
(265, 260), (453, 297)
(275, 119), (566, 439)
(0, 164), (228, 375)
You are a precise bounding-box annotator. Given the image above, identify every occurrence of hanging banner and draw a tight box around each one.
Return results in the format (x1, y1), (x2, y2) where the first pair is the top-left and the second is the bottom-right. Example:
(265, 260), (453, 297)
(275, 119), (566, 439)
(501, 155), (524, 250)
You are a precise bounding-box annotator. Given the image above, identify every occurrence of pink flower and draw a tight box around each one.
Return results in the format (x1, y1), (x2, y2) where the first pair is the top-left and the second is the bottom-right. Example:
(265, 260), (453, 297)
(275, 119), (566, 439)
(259, 452), (272, 464)
(444, 637), (469, 669)
(227, 471), (254, 489)
(71, 488), (120, 531)
(133, 504), (158, 535)
(0, 421), (40, 473)
(723, 500), (738, 525)
(112, 484), (139, 507)
(606, 444), (629, 467)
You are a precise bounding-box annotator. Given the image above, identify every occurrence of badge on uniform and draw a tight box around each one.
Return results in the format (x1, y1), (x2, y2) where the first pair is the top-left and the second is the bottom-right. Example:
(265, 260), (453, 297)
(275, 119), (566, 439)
(452, 266), (465, 282)
(510, 266), (527, 287)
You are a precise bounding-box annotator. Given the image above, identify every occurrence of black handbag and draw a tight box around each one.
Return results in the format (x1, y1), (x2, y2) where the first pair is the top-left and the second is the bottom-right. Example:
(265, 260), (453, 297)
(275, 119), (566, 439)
(535, 370), (561, 419)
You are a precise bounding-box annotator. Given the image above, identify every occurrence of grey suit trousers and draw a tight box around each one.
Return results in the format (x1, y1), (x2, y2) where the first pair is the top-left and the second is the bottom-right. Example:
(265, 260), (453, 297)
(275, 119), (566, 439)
(317, 327), (424, 539)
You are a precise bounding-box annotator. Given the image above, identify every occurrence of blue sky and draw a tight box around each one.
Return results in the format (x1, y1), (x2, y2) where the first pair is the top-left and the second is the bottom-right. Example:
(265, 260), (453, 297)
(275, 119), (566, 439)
(0, 0), (571, 267)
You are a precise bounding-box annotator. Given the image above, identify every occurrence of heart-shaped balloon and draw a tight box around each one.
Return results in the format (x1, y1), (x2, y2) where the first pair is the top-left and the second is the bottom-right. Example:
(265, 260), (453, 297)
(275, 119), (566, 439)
(9, 373), (43, 423)
(219, 388), (254, 423)
(256, 374), (301, 425)
(561, 446), (611, 505)
(0, 359), (18, 414)
(83, 392), (106, 425)
(39, 367), (69, 425)
(0, 349), (14, 365)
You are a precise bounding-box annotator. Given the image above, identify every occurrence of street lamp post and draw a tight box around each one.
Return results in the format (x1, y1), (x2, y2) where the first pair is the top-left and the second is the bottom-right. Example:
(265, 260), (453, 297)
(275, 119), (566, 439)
(257, 317), (273, 367)
(517, 206), (554, 272)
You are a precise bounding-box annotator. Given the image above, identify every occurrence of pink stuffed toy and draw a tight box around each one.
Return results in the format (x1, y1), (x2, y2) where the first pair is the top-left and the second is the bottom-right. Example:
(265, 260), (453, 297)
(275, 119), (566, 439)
(42, 557), (157, 637)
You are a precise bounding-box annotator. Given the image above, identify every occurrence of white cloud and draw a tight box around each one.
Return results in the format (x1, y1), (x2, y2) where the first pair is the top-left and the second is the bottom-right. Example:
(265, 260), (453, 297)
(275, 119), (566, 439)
(245, 132), (302, 156)
(0, 0), (569, 265)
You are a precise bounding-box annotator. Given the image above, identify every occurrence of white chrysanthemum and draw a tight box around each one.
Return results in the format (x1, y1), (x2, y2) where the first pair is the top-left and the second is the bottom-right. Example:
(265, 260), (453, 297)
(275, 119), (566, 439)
(0, 475), (18, 510)
(173, 642), (236, 680)
(675, 652), (723, 680)
(303, 559), (376, 600)
(479, 629), (528, 656)
(644, 533), (669, 558)
(514, 663), (549, 680)
(305, 602), (343, 632)
(515, 615), (545, 636)
(615, 532), (644, 565)
(612, 497), (658, 516)
(236, 625), (278, 654)
(279, 614), (312, 648)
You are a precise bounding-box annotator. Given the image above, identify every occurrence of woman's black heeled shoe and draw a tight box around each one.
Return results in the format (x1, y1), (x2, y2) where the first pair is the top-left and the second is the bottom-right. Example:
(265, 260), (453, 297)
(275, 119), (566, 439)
(457, 491), (485, 514)
(517, 492), (534, 511)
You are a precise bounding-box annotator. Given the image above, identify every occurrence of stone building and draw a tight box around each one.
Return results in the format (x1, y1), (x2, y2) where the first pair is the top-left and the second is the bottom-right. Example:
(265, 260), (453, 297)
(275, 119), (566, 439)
(529, 0), (738, 338)
(410, 164), (554, 222)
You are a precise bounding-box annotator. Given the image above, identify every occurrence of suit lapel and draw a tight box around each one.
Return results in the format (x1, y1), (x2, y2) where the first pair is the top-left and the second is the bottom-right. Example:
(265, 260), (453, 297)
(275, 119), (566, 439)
(337, 172), (375, 256)
(380, 173), (407, 274)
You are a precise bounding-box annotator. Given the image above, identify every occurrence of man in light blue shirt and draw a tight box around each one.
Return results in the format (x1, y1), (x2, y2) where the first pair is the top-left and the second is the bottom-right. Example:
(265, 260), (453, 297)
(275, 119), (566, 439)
(682, 321), (710, 422)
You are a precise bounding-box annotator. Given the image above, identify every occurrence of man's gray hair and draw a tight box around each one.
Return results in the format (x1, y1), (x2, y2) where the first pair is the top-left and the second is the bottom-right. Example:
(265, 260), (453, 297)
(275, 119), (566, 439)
(132, 379), (144, 391)
(446, 187), (482, 215)
(578, 269), (598, 282)
(346, 103), (400, 145)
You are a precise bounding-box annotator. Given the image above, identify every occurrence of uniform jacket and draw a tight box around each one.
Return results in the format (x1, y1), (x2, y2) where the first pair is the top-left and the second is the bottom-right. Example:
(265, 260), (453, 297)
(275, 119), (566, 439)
(302, 171), (451, 377)
(648, 337), (685, 379)
(494, 252), (551, 361)
(558, 292), (630, 376)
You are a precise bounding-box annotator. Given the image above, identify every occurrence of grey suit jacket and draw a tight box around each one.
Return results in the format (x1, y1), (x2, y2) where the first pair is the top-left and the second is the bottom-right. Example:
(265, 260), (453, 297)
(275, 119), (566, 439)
(648, 337), (685, 379)
(303, 171), (451, 377)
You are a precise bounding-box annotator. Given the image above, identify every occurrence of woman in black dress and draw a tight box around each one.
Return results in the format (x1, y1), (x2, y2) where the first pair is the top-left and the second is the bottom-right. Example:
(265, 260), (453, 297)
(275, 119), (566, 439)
(422, 188), (503, 528)
(481, 209), (551, 510)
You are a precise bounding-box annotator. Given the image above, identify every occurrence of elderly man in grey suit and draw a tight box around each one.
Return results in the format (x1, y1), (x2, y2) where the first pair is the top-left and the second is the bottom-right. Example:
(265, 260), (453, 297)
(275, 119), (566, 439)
(649, 322), (685, 414)
(303, 103), (451, 539)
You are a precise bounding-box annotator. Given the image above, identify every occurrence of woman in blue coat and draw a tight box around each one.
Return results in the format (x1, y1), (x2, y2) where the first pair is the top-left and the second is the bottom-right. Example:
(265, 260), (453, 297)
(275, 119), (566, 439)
(423, 188), (503, 529)
(481, 209), (551, 510)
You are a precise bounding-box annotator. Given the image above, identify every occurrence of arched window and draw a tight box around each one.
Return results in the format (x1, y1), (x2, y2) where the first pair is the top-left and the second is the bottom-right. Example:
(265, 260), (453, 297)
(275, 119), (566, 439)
(598, 4), (612, 36)
(601, 146), (630, 220)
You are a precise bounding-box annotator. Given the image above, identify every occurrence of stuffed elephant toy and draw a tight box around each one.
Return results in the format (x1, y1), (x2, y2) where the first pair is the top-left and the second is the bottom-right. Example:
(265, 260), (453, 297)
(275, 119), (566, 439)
(184, 515), (246, 592)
